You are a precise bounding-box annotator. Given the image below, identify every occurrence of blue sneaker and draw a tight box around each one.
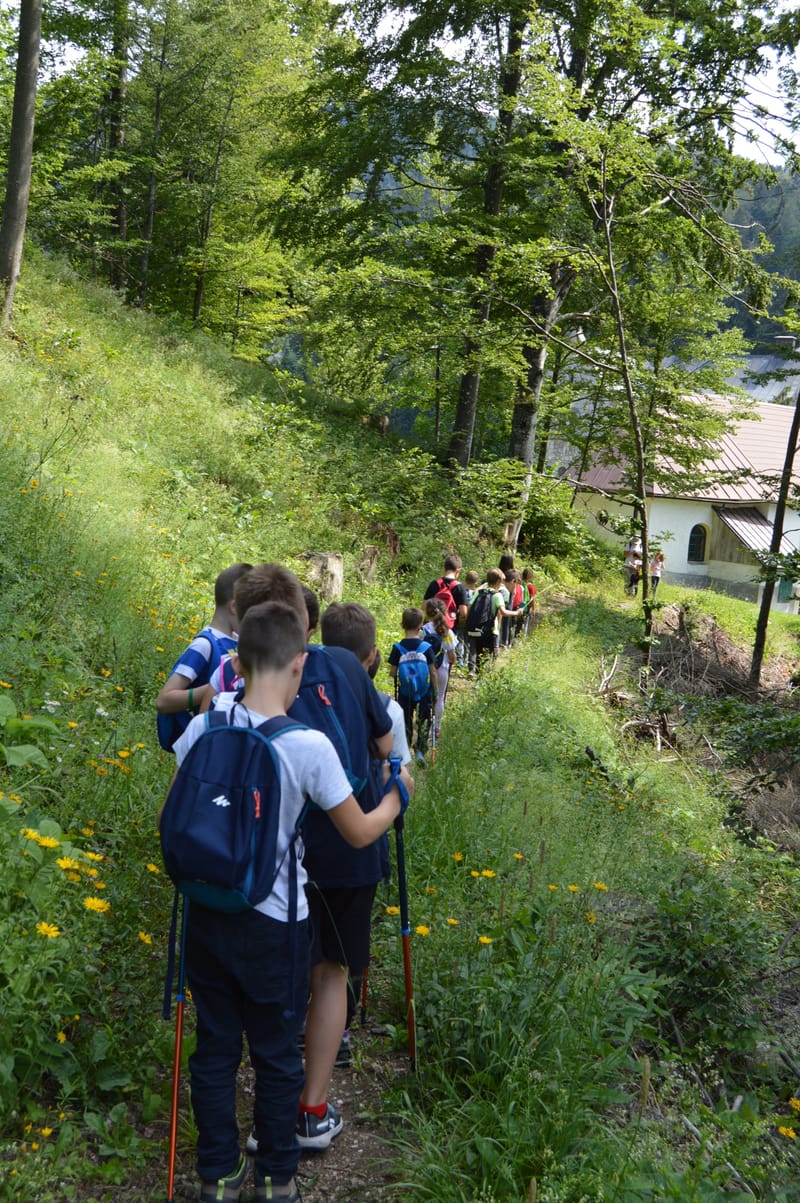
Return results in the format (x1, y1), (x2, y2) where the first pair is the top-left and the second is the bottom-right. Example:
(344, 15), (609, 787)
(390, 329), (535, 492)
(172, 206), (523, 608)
(296, 1102), (343, 1150)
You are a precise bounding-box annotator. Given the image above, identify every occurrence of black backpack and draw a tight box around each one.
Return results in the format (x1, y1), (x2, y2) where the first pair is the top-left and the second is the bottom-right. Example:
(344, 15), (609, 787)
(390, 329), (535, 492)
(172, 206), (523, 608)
(467, 588), (496, 639)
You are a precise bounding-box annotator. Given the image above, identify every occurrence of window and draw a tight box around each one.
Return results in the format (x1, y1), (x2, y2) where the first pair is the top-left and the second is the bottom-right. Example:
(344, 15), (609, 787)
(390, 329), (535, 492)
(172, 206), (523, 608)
(687, 524), (707, 563)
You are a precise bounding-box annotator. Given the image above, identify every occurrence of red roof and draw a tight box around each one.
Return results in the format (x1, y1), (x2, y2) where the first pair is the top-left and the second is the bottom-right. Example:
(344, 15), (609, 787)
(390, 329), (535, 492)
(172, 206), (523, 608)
(576, 395), (800, 503)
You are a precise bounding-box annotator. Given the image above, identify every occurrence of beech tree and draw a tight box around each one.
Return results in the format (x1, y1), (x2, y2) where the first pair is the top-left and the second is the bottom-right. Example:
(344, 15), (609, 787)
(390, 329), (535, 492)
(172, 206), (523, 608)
(0, 0), (43, 326)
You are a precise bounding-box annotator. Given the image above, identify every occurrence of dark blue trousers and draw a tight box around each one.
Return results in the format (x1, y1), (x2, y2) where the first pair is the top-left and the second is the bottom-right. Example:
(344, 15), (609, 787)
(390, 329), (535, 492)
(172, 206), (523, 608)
(185, 905), (309, 1183)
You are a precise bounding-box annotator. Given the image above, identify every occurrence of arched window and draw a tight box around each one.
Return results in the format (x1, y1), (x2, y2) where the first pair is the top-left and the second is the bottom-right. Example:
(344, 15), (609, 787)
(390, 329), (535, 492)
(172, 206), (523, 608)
(687, 524), (707, 563)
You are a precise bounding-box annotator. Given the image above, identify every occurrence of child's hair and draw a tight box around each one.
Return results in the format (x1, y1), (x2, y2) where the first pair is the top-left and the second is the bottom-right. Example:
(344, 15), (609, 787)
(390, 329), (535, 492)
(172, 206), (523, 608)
(506, 568), (521, 583)
(368, 648), (382, 680)
(401, 606), (423, 632)
(302, 586), (320, 634)
(443, 553), (462, 573)
(498, 553), (515, 574)
(214, 562), (253, 607)
(237, 601), (306, 673)
(486, 568), (504, 587)
(233, 563), (306, 624)
(321, 602), (376, 663)
(423, 597), (449, 639)
(522, 567), (534, 582)
(465, 570), (479, 588)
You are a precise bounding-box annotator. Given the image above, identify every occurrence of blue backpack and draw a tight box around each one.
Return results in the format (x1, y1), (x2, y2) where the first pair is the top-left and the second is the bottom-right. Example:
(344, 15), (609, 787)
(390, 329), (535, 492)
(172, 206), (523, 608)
(156, 627), (232, 752)
(288, 645), (368, 796)
(394, 640), (433, 703)
(160, 709), (307, 912)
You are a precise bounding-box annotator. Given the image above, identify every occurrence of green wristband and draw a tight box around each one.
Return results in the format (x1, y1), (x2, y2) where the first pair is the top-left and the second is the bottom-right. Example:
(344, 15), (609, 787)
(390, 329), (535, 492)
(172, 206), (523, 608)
(188, 688), (194, 712)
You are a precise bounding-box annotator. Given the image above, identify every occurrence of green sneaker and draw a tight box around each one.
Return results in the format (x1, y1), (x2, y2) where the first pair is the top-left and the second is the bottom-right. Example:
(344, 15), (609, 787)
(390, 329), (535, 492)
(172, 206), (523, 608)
(198, 1152), (248, 1201)
(253, 1173), (302, 1202)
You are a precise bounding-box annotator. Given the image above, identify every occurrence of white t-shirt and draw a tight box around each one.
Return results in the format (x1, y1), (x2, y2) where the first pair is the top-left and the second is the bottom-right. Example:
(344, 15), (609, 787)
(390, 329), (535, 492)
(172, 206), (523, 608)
(173, 703), (352, 922)
(384, 694), (411, 766)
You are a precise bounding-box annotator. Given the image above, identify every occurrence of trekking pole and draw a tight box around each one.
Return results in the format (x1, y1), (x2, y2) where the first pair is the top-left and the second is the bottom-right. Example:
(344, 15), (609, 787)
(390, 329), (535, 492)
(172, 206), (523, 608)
(382, 757), (415, 1065)
(166, 895), (188, 1203)
(394, 811), (417, 1066)
(360, 968), (369, 1026)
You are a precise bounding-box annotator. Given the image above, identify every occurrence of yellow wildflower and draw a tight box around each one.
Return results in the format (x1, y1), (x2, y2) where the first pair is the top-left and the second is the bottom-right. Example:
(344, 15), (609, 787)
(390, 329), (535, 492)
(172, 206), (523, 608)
(593, 881), (609, 891)
(513, 853), (524, 860)
(478, 935), (493, 945)
(447, 918), (459, 926)
(586, 911), (597, 924)
(778, 1126), (796, 1139)
(425, 886), (437, 895)
(789, 1099), (800, 1113)
(385, 905), (400, 916)
(38, 836), (60, 849)
(67, 721), (79, 729)
(83, 897), (110, 914)
(452, 852), (464, 863)
(84, 852), (104, 862)
(548, 884), (559, 891)
(0, 680), (12, 688)
(481, 869), (496, 878)
(470, 870), (480, 878)
(138, 931), (153, 945)
(567, 884), (579, 893)
(57, 857), (81, 872)
(146, 863), (160, 873)
(415, 925), (430, 936)
(36, 922), (61, 939)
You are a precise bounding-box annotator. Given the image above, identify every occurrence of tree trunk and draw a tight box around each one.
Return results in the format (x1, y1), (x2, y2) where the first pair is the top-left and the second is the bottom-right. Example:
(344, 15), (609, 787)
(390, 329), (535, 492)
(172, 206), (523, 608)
(0, 0), (43, 327)
(108, 0), (129, 290)
(749, 382), (800, 688)
(446, 13), (526, 467)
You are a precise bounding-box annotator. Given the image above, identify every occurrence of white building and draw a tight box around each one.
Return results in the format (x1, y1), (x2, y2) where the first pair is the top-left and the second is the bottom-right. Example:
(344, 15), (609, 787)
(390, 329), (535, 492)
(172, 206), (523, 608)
(574, 396), (800, 612)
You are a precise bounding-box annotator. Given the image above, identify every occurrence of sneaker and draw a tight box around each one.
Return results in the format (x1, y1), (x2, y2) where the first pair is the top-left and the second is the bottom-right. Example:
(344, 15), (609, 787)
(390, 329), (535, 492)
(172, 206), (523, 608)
(334, 1032), (352, 1068)
(199, 1153), (248, 1202)
(253, 1173), (302, 1202)
(245, 1126), (258, 1155)
(296, 1102), (343, 1150)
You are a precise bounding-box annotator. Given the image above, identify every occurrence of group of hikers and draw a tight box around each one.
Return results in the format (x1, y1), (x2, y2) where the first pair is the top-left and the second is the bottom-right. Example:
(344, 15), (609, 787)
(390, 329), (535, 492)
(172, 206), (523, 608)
(622, 537), (666, 598)
(154, 553), (536, 1202)
(392, 553), (537, 761)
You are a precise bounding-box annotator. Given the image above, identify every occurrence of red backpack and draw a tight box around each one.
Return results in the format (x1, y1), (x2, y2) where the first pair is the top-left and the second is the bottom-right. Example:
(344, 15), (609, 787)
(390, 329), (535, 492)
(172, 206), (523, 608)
(434, 578), (458, 629)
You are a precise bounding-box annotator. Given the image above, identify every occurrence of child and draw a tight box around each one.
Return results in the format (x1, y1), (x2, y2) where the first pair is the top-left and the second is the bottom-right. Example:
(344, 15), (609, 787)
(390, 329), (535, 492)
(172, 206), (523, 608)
(389, 606), (438, 761)
(155, 561), (252, 748)
(467, 569), (520, 674)
(169, 601), (407, 1203)
(316, 603), (414, 1069)
(422, 597), (457, 742)
(459, 569), (480, 669)
(521, 567), (537, 637)
(650, 550), (665, 595)
(207, 565), (394, 1151)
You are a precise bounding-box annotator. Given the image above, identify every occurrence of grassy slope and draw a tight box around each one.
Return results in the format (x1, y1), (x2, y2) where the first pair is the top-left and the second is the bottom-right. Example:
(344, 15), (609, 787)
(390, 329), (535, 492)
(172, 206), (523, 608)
(0, 253), (798, 1201)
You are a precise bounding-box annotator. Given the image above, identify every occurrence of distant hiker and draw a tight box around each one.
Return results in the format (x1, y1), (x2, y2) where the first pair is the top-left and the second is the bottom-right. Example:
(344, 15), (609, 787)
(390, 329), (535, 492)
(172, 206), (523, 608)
(521, 567), (537, 637)
(154, 561), (252, 750)
(458, 569), (480, 668)
(423, 554), (471, 633)
(167, 600), (406, 1203)
(423, 596), (457, 744)
(389, 606), (438, 761)
(650, 551), (665, 596)
(504, 569), (524, 647)
(466, 569), (521, 674)
(320, 603), (414, 1066)
(623, 538), (643, 597)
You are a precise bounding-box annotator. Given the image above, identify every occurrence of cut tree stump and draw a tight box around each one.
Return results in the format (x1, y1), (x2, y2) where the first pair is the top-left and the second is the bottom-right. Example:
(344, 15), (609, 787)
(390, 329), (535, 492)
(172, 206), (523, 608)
(302, 551), (343, 601)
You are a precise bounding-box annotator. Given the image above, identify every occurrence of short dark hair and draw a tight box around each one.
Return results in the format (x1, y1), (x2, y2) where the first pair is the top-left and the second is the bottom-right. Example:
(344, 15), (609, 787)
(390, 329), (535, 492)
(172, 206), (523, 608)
(443, 554), (462, 574)
(321, 602), (376, 662)
(402, 606), (423, 631)
(214, 562), (253, 606)
(234, 563), (306, 624)
(486, 568), (504, 587)
(302, 586), (320, 633)
(237, 601), (306, 673)
(498, 553), (515, 574)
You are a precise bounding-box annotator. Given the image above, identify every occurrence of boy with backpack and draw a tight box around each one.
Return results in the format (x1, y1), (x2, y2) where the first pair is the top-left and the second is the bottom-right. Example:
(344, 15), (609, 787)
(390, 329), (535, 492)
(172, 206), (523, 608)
(388, 607), (438, 760)
(466, 569), (521, 674)
(164, 600), (408, 1203)
(155, 561), (252, 751)
(423, 554), (471, 633)
(315, 603), (414, 1068)
(204, 565), (395, 1152)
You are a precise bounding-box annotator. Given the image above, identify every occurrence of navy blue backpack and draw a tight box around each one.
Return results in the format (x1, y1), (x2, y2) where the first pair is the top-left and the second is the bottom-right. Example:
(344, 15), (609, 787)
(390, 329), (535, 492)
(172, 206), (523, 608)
(160, 710), (307, 912)
(288, 645), (368, 796)
(156, 627), (232, 753)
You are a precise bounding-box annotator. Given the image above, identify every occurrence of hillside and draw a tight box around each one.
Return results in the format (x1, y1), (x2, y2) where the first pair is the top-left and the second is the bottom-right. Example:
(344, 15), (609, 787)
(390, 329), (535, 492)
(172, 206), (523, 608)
(0, 254), (799, 1202)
